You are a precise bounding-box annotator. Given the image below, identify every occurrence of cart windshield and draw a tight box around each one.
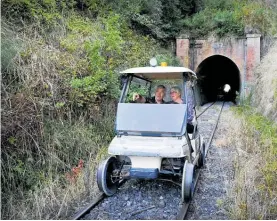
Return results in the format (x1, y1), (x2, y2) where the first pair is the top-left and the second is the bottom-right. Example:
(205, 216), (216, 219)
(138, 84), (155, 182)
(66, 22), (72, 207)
(116, 75), (190, 136)
(116, 68), (197, 136)
(116, 103), (188, 136)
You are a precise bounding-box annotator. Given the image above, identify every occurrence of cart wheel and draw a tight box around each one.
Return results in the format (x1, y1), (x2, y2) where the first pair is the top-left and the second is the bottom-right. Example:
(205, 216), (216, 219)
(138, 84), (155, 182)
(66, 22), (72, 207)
(198, 142), (206, 168)
(181, 161), (195, 203)
(97, 156), (119, 196)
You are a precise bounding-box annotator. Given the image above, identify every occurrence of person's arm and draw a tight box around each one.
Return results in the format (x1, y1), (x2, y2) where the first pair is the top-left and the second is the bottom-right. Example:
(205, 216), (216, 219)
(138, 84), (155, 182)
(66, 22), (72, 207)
(187, 89), (194, 124)
(132, 93), (146, 103)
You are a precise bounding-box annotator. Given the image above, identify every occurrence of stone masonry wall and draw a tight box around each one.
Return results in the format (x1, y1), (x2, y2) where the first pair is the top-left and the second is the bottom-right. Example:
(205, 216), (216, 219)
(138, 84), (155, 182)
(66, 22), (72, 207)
(176, 35), (262, 99)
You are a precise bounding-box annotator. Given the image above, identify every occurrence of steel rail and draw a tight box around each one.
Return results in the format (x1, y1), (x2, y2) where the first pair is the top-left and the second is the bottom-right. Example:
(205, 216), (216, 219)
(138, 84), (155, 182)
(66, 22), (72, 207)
(196, 102), (216, 119)
(205, 102), (225, 155)
(72, 179), (127, 220)
(176, 102), (225, 220)
(176, 169), (200, 220)
(72, 193), (105, 220)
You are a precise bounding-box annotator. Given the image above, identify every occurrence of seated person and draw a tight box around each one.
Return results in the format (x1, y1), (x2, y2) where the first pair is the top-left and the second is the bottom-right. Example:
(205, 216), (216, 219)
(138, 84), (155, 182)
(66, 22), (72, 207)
(133, 85), (166, 104)
(167, 86), (195, 134)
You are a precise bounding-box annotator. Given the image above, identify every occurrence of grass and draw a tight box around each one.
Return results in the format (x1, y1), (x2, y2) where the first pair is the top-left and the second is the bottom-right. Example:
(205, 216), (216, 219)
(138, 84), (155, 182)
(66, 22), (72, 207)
(226, 106), (277, 219)
(1, 110), (115, 219)
(1, 20), (115, 218)
(226, 41), (277, 219)
(1, 10), (176, 219)
(251, 41), (277, 124)
(182, 0), (277, 38)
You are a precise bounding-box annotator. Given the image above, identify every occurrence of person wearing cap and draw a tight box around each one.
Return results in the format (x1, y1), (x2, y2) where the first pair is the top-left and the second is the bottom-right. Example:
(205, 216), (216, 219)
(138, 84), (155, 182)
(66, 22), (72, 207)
(167, 86), (195, 133)
(133, 85), (166, 104)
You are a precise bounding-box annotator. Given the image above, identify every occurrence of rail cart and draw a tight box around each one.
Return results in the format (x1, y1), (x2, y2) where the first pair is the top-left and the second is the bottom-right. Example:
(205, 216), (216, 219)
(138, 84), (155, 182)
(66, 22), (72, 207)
(97, 61), (205, 203)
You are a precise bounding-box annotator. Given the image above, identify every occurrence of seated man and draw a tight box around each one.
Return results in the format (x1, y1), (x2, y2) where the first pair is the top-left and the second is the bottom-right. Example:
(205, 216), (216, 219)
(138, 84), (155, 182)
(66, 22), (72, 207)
(133, 85), (166, 104)
(167, 86), (195, 134)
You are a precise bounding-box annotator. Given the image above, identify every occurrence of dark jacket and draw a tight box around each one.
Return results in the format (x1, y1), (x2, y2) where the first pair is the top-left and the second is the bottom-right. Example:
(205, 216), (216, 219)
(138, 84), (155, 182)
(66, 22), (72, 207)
(145, 96), (165, 104)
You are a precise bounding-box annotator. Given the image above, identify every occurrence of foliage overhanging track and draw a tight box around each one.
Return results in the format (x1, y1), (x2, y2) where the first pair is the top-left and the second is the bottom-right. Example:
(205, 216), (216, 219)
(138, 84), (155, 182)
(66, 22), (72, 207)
(176, 101), (225, 220)
(72, 102), (225, 220)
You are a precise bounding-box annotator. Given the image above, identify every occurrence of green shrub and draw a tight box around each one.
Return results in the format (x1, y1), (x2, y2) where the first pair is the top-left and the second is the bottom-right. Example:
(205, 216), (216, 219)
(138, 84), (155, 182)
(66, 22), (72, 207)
(182, 8), (215, 37)
(203, 0), (233, 10)
(1, 22), (23, 73)
(2, 0), (76, 25)
(213, 10), (243, 37)
(182, 0), (277, 38)
(156, 53), (182, 66)
(1, 3), (180, 219)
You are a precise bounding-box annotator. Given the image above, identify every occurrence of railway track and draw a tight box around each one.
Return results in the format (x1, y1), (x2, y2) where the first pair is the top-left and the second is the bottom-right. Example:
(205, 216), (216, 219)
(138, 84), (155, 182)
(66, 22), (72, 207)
(176, 101), (224, 219)
(72, 101), (225, 220)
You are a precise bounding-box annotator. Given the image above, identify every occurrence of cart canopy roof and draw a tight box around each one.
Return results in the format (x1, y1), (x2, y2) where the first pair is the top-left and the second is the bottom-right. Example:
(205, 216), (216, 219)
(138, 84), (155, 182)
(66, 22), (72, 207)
(120, 66), (197, 80)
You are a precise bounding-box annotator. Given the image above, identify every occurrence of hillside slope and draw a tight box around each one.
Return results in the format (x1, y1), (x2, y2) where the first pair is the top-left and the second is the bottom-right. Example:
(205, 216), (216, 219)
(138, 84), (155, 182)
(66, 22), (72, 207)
(252, 41), (277, 123)
(1, 4), (179, 219)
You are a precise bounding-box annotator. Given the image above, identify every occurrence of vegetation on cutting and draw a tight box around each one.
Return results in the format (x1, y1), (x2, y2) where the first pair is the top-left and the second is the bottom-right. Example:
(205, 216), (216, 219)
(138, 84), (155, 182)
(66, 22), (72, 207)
(182, 0), (277, 37)
(227, 106), (277, 219)
(1, 0), (276, 219)
(1, 1), (177, 219)
(227, 41), (277, 219)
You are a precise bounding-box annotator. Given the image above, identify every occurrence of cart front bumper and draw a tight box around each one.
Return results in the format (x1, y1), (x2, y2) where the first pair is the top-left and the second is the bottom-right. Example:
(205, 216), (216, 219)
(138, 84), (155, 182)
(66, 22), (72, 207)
(130, 168), (159, 179)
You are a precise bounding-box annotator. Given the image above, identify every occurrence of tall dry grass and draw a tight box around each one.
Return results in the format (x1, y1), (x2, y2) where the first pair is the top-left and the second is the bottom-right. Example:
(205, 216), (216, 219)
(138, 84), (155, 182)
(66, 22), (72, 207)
(225, 107), (277, 219)
(2, 101), (115, 220)
(251, 41), (277, 124)
(1, 6), (176, 216)
(1, 100), (115, 220)
(224, 38), (277, 220)
(1, 20), (116, 219)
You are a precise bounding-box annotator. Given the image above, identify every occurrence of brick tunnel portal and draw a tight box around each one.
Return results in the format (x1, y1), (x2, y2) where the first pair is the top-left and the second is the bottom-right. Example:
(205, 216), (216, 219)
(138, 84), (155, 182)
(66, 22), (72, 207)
(196, 55), (241, 105)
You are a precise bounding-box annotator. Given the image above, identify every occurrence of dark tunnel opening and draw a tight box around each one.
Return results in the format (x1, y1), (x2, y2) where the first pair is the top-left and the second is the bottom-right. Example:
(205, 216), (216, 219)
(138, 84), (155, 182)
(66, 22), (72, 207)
(196, 55), (241, 105)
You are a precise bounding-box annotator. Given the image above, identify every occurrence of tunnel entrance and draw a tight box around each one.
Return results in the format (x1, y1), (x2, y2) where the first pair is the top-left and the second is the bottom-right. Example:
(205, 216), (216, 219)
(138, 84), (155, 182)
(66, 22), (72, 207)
(195, 55), (241, 105)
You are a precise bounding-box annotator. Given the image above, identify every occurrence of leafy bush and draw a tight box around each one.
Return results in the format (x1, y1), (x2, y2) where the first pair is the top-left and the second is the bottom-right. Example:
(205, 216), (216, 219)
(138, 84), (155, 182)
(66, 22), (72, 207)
(182, 8), (215, 37)
(203, 0), (233, 10)
(1, 22), (24, 73)
(213, 10), (243, 37)
(182, 0), (277, 38)
(156, 53), (182, 66)
(91, 0), (198, 41)
(1, 1), (179, 219)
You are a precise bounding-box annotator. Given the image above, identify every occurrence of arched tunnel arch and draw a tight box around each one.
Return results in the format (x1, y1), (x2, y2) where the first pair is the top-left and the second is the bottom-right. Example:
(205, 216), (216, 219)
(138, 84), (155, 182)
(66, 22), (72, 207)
(195, 55), (241, 105)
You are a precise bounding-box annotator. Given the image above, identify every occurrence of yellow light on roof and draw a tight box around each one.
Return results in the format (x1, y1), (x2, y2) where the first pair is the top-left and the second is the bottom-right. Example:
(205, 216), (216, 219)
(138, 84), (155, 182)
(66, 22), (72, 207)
(160, 62), (167, 67)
